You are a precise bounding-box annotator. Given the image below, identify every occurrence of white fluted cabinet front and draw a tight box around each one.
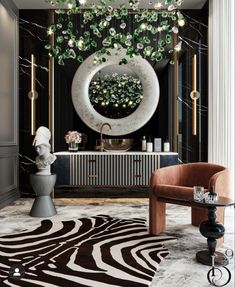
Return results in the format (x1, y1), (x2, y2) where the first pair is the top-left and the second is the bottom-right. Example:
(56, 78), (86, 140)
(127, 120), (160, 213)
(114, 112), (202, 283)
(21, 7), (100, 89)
(53, 152), (178, 187)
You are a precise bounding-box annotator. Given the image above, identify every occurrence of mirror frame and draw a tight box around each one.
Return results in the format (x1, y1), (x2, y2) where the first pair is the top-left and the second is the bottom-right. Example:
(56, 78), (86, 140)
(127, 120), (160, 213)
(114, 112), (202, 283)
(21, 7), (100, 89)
(72, 49), (160, 136)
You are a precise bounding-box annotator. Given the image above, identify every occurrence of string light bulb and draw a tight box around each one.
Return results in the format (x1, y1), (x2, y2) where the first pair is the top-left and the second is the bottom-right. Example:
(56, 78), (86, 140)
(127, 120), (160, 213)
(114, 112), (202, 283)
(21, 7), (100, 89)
(154, 2), (162, 9)
(79, 0), (87, 5)
(178, 19), (185, 27)
(67, 3), (73, 9)
(174, 41), (182, 52)
(47, 28), (53, 35)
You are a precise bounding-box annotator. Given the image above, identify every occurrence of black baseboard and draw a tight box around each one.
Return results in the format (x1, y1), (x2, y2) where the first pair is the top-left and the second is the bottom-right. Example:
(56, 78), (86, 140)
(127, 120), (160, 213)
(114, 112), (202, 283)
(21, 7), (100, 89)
(55, 187), (148, 198)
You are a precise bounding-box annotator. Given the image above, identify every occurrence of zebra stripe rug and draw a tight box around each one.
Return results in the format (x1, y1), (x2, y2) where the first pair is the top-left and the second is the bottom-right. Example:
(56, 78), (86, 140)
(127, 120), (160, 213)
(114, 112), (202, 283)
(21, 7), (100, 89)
(0, 215), (175, 287)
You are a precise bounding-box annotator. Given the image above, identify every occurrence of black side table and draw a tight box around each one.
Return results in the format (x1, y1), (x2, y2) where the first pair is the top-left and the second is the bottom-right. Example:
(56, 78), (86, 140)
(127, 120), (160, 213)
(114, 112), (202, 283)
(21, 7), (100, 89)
(191, 196), (234, 267)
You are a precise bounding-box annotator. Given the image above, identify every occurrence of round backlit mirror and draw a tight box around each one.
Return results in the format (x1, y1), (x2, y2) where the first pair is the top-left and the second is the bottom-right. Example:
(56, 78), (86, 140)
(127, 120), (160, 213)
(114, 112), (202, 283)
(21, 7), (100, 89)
(72, 48), (160, 136)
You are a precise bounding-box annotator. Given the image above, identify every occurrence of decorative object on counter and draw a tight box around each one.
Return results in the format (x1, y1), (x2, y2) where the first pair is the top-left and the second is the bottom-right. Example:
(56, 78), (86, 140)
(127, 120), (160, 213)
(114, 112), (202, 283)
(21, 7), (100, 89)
(103, 138), (134, 152)
(89, 73), (143, 118)
(141, 136), (147, 151)
(67, 141), (79, 152)
(30, 126), (57, 217)
(33, 126), (56, 175)
(193, 186), (205, 202)
(146, 138), (153, 152)
(65, 131), (86, 152)
(190, 54), (200, 136)
(154, 138), (162, 152)
(163, 139), (170, 152)
(28, 54), (38, 135)
(45, 0), (185, 66)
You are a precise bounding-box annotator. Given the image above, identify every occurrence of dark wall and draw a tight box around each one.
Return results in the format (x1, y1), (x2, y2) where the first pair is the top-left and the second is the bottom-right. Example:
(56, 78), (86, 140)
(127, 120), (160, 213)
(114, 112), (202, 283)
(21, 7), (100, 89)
(19, 10), (49, 150)
(19, 10), (50, 194)
(177, 7), (208, 163)
(19, 7), (208, 194)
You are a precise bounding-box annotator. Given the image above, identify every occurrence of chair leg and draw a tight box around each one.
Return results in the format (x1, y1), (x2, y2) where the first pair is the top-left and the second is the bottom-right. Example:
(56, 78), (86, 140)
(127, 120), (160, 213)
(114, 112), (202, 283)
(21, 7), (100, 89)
(215, 208), (225, 246)
(191, 207), (208, 226)
(149, 193), (166, 234)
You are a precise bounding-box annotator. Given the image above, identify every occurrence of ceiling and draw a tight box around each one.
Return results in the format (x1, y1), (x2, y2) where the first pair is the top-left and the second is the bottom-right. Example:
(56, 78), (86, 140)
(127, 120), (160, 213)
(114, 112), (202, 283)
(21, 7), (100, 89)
(13, 0), (207, 10)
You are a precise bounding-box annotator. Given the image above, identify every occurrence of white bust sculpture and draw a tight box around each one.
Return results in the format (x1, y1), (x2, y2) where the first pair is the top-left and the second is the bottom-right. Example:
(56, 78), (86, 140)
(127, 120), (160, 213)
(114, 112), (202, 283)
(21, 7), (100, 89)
(32, 126), (56, 175)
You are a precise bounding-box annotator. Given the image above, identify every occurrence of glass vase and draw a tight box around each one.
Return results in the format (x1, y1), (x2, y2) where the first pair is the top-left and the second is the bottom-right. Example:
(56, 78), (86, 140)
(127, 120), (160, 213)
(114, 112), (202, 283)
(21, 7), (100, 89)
(68, 142), (78, 152)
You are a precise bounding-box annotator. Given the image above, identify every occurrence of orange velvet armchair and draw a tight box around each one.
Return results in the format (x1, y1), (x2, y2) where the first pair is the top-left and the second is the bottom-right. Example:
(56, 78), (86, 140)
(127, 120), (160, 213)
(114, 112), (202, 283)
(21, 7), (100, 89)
(149, 162), (231, 235)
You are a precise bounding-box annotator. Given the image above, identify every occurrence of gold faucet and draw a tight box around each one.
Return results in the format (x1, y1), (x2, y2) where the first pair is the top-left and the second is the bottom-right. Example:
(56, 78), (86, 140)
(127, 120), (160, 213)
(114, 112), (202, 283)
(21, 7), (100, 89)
(100, 123), (111, 152)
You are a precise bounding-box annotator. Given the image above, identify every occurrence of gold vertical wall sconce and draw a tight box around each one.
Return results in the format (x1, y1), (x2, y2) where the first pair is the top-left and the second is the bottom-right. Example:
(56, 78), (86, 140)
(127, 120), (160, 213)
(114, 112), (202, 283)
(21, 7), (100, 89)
(48, 10), (55, 152)
(190, 54), (200, 136)
(172, 33), (179, 152)
(28, 54), (38, 135)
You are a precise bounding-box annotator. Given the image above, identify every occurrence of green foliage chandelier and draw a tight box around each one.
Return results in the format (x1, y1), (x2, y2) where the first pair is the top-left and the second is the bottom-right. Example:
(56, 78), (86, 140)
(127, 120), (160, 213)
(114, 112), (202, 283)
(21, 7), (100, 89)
(46, 0), (185, 65)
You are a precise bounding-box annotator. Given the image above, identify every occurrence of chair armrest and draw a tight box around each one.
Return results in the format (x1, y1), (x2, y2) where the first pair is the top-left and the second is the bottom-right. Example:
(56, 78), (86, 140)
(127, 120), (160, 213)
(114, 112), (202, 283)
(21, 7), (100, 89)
(208, 169), (232, 199)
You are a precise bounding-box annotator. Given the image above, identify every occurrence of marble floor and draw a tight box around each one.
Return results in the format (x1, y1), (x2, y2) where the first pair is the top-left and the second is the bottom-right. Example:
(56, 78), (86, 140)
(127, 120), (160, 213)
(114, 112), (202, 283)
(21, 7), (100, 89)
(0, 198), (234, 287)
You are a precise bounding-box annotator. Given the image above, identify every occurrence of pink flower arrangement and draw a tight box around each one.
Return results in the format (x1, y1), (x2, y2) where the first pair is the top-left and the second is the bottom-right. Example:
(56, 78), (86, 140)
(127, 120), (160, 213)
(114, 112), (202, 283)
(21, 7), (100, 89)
(64, 131), (82, 144)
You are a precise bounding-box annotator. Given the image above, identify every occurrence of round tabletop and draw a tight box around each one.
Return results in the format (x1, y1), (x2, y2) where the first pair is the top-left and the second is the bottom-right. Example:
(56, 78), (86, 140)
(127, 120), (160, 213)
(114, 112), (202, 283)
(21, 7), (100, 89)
(191, 196), (235, 208)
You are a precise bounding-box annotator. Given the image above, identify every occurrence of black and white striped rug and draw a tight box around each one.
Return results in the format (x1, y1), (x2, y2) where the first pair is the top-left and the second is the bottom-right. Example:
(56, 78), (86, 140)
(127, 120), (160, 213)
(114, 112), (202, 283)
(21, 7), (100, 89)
(0, 215), (175, 287)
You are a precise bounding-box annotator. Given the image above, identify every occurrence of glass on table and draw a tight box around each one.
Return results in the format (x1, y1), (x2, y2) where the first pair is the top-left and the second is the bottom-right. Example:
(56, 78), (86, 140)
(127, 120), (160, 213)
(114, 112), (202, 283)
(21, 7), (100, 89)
(193, 186), (205, 202)
(204, 191), (218, 203)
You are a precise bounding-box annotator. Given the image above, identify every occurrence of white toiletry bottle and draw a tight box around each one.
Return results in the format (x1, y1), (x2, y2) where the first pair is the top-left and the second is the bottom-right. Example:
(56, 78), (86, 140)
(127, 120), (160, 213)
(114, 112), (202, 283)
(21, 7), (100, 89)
(163, 139), (170, 152)
(146, 138), (153, 152)
(142, 136), (147, 151)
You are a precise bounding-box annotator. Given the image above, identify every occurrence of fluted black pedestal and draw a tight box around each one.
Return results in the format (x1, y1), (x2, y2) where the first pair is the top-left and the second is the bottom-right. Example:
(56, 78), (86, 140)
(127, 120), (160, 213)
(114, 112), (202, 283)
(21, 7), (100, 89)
(30, 174), (57, 217)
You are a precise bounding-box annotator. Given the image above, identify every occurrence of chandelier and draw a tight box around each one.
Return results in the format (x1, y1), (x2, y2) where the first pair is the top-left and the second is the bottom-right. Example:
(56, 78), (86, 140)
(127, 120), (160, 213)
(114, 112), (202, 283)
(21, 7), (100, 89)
(46, 0), (185, 65)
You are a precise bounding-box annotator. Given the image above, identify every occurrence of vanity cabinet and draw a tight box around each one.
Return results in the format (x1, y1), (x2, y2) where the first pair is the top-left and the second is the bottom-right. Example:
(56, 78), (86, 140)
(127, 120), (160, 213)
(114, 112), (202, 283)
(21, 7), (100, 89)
(53, 152), (178, 187)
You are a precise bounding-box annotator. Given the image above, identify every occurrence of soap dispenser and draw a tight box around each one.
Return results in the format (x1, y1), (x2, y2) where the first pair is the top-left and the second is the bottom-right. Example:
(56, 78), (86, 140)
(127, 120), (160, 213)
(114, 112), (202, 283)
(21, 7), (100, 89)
(146, 138), (153, 152)
(142, 136), (147, 151)
(163, 139), (170, 152)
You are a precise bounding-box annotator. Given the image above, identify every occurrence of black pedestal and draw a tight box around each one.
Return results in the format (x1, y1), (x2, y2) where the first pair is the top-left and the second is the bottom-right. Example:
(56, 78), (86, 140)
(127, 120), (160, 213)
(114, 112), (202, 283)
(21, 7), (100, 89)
(196, 206), (225, 266)
(192, 197), (234, 286)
